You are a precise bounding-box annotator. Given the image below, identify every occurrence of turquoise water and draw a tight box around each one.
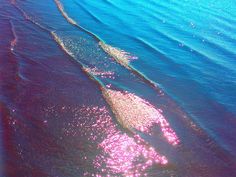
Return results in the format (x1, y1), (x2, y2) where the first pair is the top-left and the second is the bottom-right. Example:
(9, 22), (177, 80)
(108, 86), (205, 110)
(0, 0), (236, 176)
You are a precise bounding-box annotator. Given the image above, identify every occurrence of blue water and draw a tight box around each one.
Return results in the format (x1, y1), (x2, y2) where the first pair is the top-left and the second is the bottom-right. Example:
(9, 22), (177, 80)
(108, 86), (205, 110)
(1, 0), (236, 176)
(61, 0), (236, 154)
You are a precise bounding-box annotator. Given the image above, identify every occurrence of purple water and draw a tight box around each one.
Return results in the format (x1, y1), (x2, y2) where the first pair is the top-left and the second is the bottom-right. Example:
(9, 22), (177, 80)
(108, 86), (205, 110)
(0, 0), (236, 176)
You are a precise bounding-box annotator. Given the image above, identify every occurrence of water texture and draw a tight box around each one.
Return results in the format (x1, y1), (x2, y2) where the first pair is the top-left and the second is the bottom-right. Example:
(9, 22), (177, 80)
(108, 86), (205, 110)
(0, 0), (236, 176)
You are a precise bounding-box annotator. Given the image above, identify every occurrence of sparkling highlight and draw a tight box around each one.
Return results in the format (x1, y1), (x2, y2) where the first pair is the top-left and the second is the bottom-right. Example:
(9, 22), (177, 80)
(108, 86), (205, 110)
(84, 67), (115, 79)
(103, 89), (180, 146)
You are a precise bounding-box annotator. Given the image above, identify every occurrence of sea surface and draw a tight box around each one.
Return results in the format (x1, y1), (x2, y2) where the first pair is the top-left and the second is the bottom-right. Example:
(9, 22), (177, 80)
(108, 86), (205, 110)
(0, 0), (236, 176)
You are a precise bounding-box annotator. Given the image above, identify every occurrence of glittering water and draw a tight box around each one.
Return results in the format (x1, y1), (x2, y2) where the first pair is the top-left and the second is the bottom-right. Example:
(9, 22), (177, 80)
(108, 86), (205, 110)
(103, 89), (179, 146)
(0, 0), (236, 176)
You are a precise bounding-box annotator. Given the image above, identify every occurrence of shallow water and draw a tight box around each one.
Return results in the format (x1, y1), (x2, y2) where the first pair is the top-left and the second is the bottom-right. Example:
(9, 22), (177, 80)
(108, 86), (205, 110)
(0, 0), (236, 176)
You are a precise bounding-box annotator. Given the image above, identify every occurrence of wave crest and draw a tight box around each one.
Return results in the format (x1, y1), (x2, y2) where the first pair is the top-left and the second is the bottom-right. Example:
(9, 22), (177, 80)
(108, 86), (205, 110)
(99, 42), (137, 68)
(54, 0), (77, 25)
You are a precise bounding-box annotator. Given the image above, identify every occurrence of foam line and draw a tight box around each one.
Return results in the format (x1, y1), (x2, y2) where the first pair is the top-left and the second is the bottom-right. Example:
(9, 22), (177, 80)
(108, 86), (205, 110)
(54, 0), (162, 91)
(54, 0), (102, 42)
(11, 1), (105, 89)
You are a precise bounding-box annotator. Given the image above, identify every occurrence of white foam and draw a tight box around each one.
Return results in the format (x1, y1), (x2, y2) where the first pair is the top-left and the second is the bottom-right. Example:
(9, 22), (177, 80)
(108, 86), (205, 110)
(99, 42), (137, 68)
(51, 31), (74, 57)
(54, 0), (77, 25)
(83, 67), (115, 79)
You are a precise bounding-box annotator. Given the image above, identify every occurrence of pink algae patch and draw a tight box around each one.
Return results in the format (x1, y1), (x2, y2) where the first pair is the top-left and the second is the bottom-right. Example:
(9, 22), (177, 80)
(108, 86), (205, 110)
(103, 89), (180, 146)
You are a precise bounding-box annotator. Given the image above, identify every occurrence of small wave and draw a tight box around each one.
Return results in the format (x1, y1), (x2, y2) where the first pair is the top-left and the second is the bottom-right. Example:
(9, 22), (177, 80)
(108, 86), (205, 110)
(51, 31), (75, 57)
(103, 0), (118, 8)
(55, 0), (136, 68)
(11, 2), (30, 21)
(133, 36), (184, 68)
(99, 42), (136, 68)
(54, 0), (77, 25)
(11, 1), (49, 32)
(54, 0), (162, 91)
(148, 26), (236, 74)
(72, 0), (103, 24)
(99, 41), (161, 91)
(54, 0), (101, 42)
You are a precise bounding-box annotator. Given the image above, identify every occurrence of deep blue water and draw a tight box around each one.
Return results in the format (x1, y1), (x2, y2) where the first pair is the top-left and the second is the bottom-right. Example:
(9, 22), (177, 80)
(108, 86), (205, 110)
(0, 0), (236, 176)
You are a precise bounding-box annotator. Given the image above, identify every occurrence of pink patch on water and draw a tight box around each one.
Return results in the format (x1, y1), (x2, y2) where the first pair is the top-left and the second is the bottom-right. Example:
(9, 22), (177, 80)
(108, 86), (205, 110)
(103, 89), (180, 146)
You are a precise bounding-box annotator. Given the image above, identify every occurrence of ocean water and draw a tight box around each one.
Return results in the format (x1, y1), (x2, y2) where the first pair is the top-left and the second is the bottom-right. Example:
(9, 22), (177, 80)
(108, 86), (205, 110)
(0, 0), (236, 176)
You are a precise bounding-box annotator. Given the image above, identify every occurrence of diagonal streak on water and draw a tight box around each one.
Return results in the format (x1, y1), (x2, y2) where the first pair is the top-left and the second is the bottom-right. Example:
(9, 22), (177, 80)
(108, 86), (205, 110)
(3, 0), (236, 176)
